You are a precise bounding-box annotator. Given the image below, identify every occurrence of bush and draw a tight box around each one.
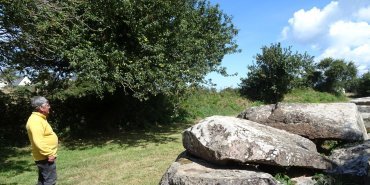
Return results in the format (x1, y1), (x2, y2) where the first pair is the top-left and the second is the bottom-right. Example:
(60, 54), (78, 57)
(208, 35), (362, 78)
(313, 58), (357, 95)
(0, 86), (179, 145)
(0, 87), (33, 146)
(178, 87), (251, 120)
(357, 72), (370, 97)
(50, 91), (179, 138)
(239, 43), (314, 103)
(274, 173), (295, 185)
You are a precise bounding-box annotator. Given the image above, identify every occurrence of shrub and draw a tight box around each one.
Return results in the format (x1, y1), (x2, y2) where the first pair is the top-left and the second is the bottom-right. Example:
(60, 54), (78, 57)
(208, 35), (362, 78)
(357, 72), (370, 97)
(240, 43), (314, 103)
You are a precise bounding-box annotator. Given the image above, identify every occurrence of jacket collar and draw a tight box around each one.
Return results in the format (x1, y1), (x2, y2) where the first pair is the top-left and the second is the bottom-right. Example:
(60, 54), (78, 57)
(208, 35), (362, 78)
(32, 112), (47, 119)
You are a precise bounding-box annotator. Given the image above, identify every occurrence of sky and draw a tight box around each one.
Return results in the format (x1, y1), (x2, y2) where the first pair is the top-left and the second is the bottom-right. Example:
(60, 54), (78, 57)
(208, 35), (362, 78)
(206, 0), (370, 89)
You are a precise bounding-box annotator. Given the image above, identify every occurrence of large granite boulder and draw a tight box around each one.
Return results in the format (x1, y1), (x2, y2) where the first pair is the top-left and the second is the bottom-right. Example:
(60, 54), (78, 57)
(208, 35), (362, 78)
(351, 97), (370, 133)
(160, 152), (278, 185)
(183, 116), (333, 170)
(328, 140), (370, 176)
(237, 103), (368, 141)
(350, 97), (370, 105)
(291, 176), (316, 185)
(357, 105), (370, 113)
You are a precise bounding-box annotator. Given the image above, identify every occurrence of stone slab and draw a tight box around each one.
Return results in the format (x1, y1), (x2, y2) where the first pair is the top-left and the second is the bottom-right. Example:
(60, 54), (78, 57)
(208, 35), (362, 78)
(362, 113), (370, 120)
(238, 103), (368, 141)
(357, 105), (370, 113)
(183, 116), (333, 170)
(351, 97), (370, 105)
(160, 152), (278, 185)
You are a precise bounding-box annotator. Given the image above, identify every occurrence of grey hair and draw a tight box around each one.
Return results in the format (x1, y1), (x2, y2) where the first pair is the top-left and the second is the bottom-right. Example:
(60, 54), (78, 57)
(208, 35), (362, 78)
(31, 96), (48, 109)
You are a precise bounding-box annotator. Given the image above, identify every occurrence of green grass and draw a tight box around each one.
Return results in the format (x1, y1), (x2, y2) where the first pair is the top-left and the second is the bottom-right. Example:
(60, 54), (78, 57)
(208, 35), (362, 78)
(179, 88), (252, 120)
(0, 88), (350, 184)
(0, 126), (187, 185)
(274, 173), (295, 185)
(283, 88), (349, 103)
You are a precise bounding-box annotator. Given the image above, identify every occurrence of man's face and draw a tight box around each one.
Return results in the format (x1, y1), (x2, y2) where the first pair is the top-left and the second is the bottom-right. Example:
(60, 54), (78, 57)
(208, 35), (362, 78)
(39, 102), (51, 116)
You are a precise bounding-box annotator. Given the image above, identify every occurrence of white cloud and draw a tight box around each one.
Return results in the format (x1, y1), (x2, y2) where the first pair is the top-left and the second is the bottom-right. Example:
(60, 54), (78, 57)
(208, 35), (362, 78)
(355, 6), (370, 21)
(284, 2), (339, 43)
(282, 0), (370, 74)
(328, 21), (370, 47)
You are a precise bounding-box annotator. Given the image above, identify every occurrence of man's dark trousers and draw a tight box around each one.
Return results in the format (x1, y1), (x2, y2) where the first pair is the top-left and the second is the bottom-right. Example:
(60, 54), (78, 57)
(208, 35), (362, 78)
(35, 159), (57, 185)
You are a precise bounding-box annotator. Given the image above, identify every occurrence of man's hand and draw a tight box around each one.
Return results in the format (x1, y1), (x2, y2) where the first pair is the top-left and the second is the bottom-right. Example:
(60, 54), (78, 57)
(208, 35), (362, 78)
(48, 156), (56, 162)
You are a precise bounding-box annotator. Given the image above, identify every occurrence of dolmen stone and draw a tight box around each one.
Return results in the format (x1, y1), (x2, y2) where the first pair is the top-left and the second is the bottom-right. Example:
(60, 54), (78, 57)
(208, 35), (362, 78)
(237, 103), (368, 141)
(350, 97), (370, 105)
(291, 176), (316, 185)
(351, 97), (370, 132)
(182, 116), (333, 170)
(160, 152), (278, 185)
(357, 105), (370, 113)
(328, 140), (370, 176)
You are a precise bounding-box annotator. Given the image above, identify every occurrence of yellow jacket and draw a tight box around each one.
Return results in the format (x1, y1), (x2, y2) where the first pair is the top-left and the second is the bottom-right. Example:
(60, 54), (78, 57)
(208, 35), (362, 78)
(26, 112), (58, 161)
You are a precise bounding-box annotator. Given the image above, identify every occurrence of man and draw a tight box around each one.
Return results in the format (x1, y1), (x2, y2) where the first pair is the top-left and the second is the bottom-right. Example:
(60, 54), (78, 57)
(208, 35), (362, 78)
(26, 96), (58, 185)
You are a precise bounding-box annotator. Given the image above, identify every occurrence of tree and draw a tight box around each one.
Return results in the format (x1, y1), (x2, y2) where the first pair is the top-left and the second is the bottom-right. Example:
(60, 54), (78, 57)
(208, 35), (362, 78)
(357, 72), (370, 97)
(0, 0), (238, 99)
(239, 43), (314, 103)
(313, 58), (357, 94)
(0, 67), (17, 85)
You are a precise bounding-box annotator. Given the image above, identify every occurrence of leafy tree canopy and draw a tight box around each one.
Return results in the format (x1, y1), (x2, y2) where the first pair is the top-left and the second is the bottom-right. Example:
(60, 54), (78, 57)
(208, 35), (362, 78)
(356, 72), (370, 97)
(313, 58), (357, 94)
(0, 0), (238, 99)
(239, 43), (314, 103)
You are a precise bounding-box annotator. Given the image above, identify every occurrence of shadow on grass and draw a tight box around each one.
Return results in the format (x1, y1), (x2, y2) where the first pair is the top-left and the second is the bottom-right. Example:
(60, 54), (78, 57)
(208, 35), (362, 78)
(61, 121), (194, 150)
(0, 147), (34, 179)
(0, 121), (194, 176)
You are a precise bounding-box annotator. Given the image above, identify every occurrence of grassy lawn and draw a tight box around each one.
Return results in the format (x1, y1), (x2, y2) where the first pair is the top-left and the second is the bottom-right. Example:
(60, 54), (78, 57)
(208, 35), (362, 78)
(0, 124), (190, 185)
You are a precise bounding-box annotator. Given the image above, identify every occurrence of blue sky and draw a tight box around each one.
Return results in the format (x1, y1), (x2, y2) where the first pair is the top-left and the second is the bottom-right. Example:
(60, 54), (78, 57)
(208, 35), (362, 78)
(206, 0), (370, 89)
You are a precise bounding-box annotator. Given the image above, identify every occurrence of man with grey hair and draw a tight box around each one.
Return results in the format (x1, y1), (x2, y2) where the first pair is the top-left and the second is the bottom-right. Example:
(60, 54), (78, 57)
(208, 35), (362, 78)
(26, 96), (58, 185)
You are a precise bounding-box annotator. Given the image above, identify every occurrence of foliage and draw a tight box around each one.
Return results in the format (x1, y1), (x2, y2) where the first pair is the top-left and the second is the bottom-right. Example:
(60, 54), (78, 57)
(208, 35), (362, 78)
(0, 68), (17, 85)
(282, 88), (348, 103)
(312, 174), (334, 185)
(0, 88), (181, 145)
(313, 173), (363, 185)
(356, 71), (370, 97)
(0, 86), (33, 147)
(0, 0), (238, 100)
(50, 91), (182, 139)
(313, 58), (357, 95)
(239, 43), (315, 103)
(274, 173), (295, 185)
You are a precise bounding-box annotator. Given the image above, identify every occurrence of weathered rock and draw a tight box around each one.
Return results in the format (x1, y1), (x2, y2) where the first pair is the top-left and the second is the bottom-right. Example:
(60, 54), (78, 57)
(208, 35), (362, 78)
(351, 98), (370, 132)
(160, 152), (278, 185)
(362, 113), (370, 131)
(328, 140), (370, 176)
(362, 113), (370, 120)
(237, 103), (368, 141)
(357, 105), (370, 113)
(350, 97), (370, 105)
(291, 176), (316, 185)
(183, 116), (333, 170)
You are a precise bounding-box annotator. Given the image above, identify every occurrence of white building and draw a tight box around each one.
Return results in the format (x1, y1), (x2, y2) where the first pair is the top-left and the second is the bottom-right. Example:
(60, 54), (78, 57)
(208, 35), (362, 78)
(12, 77), (31, 86)
(0, 80), (7, 88)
